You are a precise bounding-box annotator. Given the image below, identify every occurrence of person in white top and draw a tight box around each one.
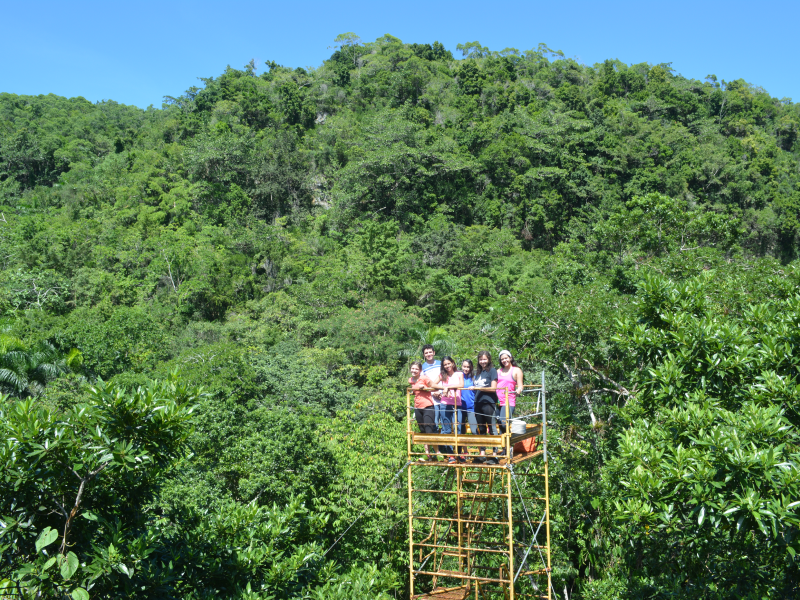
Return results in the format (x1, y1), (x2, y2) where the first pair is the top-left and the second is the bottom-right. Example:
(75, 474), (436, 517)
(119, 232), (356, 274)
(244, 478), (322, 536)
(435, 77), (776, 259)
(438, 356), (465, 463)
(421, 345), (443, 435)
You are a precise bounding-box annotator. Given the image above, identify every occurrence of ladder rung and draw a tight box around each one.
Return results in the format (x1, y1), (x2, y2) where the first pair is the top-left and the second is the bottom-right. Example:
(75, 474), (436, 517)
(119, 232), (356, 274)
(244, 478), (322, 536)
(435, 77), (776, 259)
(520, 568), (550, 575)
(460, 491), (510, 498)
(413, 542), (512, 554)
(415, 569), (511, 584)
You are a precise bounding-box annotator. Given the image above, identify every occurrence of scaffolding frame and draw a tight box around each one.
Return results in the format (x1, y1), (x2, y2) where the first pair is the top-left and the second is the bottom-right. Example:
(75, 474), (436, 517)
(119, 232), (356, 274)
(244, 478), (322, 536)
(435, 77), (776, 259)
(406, 373), (552, 600)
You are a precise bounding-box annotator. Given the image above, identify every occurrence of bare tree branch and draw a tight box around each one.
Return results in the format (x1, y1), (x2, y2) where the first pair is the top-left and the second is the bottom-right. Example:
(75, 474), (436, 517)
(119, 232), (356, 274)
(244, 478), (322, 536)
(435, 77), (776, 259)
(59, 462), (110, 554)
(565, 440), (589, 455)
(162, 251), (178, 293)
(581, 358), (633, 400)
(560, 361), (598, 426)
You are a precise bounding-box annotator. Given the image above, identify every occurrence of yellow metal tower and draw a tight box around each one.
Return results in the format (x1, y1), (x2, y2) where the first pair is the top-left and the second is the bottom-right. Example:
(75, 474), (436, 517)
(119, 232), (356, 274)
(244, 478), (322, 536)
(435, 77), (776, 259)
(406, 374), (552, 600)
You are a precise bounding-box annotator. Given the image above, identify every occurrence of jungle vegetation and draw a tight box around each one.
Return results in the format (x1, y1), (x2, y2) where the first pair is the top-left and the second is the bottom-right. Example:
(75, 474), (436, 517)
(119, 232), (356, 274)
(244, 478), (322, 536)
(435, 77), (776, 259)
(0, 32), (799, 598)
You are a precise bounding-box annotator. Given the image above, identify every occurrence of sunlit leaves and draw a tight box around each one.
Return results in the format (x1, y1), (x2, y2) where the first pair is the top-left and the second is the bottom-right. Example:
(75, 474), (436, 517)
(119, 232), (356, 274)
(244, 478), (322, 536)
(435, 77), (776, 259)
(608, 270), (800, 594)
(34, 527), (58, 553)
(0, 376), (198, 597)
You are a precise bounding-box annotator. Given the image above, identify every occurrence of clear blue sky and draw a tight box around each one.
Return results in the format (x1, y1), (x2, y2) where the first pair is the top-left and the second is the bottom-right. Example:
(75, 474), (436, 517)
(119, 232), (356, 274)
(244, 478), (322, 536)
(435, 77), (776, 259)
(3, 0), (798, 109)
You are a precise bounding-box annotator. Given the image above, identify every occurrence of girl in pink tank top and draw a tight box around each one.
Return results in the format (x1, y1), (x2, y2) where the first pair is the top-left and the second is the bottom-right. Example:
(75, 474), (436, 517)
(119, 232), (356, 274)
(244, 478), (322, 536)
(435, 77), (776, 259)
(440, 369), (463, 405)
(497, 368), (517, 407)
(439, 357), (465, 463)
(497, 350), (523, 440)
(497, 350), (523, 408)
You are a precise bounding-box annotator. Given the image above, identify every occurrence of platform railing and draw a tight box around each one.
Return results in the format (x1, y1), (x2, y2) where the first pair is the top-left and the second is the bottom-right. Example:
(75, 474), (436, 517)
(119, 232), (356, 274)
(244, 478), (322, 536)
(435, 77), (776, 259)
(406, 382), (545, 466)
(406, 371), (552, 600)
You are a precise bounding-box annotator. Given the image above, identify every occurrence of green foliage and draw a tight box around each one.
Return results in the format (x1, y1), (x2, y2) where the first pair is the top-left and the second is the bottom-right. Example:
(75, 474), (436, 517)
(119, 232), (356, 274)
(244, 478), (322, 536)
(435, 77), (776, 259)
(0, 374), (401, 599)
(156, 499), (336, 598)
(0, 334), (80, 396)
(606, 271), (800, 596)
(57, 305), (170, 379)
(2, 33), (800, 598)
(317, 390), (408, 575)
(0, 268), (71, 314)
(591, 192), (741, 258)
(315, 300), (424, 373)
(0, 375), (198, 598)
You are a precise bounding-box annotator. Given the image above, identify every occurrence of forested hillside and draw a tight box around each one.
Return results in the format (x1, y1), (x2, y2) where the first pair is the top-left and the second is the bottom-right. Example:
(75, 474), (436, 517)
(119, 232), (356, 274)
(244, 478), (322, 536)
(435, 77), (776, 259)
(1, 33), (798, 599)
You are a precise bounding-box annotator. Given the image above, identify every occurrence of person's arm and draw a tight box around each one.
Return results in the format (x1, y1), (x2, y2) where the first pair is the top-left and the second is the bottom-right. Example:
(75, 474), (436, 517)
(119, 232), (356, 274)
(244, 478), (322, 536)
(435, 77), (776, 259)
(470, 372), (498, 391)
(455, 372), (463, 402)
(429, 370), (444, 395)
(411, 376), (431, 390)
(433, 377), (451, 391)
(472, 383), (497, 391)
(514, 367), (524, 393)
(428, 373), (447, 391)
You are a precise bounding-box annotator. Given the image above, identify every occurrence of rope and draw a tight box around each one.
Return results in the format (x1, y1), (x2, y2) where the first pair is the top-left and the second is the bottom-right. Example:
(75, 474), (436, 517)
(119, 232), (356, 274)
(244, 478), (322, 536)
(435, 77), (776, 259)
(510, 465), (545, 577)
(321, 460), (411, 558)
(406, 406), (542, 424)
(510, 465), (559, 600)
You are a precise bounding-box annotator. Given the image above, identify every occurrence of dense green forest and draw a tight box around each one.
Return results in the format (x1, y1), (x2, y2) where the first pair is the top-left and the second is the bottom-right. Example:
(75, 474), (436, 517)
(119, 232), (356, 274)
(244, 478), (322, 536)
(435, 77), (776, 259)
(1, 32), (799, 598)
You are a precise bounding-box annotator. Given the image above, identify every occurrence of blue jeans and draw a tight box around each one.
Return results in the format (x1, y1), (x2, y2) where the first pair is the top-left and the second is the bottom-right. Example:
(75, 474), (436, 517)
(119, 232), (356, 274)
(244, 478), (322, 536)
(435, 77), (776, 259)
(459, 405), (479, 435)
(441, 405), (464, 455)
(496, 404), (515, 433)
(433, 402), (443, 431)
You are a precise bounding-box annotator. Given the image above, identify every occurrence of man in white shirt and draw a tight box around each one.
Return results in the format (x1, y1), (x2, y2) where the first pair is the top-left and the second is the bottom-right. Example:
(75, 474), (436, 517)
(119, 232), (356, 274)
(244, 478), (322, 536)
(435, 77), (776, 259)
(422, 345), (442, 433)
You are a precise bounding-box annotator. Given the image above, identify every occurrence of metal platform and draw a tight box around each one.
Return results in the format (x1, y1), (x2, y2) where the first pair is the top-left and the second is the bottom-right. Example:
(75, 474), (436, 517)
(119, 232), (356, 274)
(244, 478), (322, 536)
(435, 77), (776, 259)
(406, 375), (553, 600)
(412, 585), (470, 599)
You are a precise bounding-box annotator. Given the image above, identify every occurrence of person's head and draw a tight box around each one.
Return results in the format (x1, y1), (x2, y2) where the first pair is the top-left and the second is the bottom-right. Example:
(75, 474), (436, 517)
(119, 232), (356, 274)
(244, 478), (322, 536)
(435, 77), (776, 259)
(410, 361), (423, 377)
(477, 351), (493, 372)
(461, 359), (474, 376)
(499, 350), (518, 368)
(422, 344), (435, 363)
(441, 356), (457, 375)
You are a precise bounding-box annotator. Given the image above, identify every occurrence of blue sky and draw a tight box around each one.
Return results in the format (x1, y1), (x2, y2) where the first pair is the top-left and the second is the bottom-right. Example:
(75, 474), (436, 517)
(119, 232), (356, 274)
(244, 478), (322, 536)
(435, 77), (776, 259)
(3, 0), (798, 109)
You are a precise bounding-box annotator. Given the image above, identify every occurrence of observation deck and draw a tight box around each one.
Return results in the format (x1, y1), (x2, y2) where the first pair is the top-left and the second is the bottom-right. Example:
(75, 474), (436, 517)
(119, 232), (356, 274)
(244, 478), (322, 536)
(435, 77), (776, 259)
(405, 373), (553, 600)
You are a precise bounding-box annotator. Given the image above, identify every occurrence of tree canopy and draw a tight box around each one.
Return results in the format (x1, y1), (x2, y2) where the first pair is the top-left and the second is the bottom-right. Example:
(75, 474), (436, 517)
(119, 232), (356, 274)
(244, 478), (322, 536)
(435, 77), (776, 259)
(0, 33), (799, 598)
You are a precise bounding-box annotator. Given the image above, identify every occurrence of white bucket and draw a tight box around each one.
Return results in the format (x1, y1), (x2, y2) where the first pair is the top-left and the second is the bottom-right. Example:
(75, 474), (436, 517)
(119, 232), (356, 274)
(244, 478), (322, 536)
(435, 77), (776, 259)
(510, 419), (527, 435)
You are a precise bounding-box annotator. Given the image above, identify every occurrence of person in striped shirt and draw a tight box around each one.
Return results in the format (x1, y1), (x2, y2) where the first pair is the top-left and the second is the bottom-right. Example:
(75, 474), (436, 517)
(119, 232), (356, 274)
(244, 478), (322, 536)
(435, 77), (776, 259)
(422, 345), (443, 440)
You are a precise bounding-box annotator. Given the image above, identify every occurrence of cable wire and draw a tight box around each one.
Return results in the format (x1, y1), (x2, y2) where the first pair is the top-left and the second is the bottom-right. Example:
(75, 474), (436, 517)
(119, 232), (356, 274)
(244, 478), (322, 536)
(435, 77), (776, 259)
(510, 465), (559, 600)
(321, 460), (411, 558)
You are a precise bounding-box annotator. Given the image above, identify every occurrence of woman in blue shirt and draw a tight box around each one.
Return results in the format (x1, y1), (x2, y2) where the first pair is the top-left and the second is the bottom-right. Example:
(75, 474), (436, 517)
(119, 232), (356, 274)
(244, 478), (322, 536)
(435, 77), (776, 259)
(459, 359), (479, 436)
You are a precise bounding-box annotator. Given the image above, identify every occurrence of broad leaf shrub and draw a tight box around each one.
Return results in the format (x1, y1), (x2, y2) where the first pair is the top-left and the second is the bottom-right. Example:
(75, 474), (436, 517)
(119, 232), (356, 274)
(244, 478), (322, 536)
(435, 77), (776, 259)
(607, 272), (800, 597)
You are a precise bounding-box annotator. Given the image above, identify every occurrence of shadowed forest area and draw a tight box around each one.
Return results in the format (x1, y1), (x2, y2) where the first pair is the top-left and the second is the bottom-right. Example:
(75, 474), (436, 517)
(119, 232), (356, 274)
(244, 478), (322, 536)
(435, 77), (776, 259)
(1, 33), (799, 599)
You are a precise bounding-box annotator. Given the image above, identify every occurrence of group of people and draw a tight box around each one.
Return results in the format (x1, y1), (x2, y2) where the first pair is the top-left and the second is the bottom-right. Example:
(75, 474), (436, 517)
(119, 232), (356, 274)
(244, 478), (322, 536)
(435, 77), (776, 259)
(408, 345), (524, 464)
